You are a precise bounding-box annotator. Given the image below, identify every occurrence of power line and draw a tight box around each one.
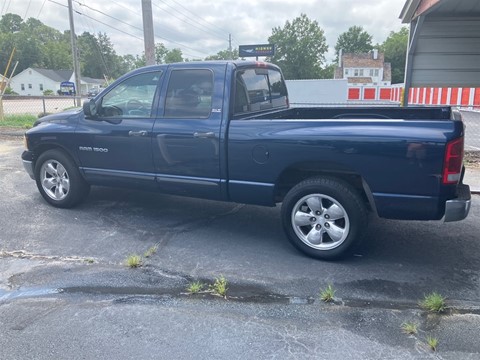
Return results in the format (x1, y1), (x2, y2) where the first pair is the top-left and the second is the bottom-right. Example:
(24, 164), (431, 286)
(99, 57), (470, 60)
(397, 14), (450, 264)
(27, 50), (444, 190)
(73, 2), (112, 78)
(154, 0), (228, 41)
(37, 0), (48, 18)
(48, 0), (144, 41)
(24, 0), (33, 19)
(2, 0), (13, 17)
(48, 0), (211, 59)
(72, 1), (212, 56)
(165, 0), (231, 38)
(73, 1), (143, 33)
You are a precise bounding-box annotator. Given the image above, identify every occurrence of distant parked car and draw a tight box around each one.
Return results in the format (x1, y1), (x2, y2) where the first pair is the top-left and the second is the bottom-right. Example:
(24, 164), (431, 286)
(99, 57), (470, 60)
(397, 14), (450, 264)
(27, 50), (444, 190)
(87, 88), (100, 98)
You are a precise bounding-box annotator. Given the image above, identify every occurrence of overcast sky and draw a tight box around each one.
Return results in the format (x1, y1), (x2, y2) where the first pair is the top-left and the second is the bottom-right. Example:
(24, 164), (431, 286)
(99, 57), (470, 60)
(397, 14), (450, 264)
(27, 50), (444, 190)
(3, 0), (408, 61)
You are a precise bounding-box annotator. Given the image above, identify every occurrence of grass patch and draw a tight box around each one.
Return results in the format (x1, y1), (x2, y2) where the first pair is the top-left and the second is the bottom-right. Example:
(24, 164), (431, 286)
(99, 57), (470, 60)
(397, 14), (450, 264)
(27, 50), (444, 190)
(426, 336), (438, 351)
(209, 275), (228, 298)
(186, 281), (204, 294)
(401, 322), (418, 335)
(0, 114), (37, 128)
(125, 254), (142, 268)
(320, 284), (336, 303)
(419, 292), (446, 313)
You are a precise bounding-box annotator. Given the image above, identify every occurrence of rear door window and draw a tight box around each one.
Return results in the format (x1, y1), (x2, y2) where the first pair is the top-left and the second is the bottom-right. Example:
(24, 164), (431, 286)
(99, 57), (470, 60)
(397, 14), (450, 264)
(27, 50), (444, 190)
(164, 69), (213, 118)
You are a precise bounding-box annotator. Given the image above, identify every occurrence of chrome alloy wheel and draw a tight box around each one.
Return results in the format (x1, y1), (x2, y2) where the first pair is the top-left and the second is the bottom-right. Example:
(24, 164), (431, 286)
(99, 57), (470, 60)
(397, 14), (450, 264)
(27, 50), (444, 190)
(291, 194), (350, 250)
(40, 160), (70, 201)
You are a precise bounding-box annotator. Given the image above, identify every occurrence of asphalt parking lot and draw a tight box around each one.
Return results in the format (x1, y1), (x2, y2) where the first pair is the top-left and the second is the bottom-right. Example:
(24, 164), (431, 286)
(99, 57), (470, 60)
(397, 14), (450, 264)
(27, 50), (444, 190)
(1, 136), (480, 359)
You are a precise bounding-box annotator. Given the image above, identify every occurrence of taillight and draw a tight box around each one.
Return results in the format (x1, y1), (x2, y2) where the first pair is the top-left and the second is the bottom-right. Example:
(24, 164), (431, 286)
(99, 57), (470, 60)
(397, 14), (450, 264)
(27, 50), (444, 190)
(443, 137), (464, 184)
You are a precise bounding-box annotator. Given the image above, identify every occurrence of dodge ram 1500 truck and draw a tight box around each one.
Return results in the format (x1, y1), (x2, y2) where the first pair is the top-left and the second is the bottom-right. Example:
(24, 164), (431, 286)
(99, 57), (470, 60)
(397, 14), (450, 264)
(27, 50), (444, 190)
(21, 61), (471, 260)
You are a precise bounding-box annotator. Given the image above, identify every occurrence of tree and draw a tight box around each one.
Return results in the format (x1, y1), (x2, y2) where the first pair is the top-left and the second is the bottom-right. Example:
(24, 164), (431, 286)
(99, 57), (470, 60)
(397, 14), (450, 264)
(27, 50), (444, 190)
(318, 63), (336, 79)
(205, 48), (239, 61)
(0, 14), (72, 74)
(164, 48), (183, 63)
(154, 43), (168, 64)
(334, 25), (373, 61)
(380, 27), (409, 84)
(0, 13), (22, 33)
(77, 32), (126, 79)
(268, 14), (328, 79)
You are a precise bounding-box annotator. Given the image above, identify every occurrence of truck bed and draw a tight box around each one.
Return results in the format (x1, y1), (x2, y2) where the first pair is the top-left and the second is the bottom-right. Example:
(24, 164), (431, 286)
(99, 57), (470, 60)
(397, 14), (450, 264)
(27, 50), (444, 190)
(244, 106), (454, 121)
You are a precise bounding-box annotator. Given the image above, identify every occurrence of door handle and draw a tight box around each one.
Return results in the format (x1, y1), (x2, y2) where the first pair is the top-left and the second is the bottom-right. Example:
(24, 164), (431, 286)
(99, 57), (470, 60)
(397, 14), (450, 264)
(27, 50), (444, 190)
(193, 132), (215, 139)
(128, 130), (148, 137)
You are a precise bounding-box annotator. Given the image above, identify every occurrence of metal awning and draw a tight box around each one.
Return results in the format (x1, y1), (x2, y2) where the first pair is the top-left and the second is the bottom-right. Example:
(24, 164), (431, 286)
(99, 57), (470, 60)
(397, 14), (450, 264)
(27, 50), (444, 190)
(400, 0), (480, 105)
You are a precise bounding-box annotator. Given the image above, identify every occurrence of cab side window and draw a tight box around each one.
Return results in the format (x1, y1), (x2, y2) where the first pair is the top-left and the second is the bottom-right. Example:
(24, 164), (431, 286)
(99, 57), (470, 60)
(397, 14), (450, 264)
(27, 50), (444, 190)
(99, 71), (162, 118)
(164, 69), (213, 118)
(234, 68), (288, 115)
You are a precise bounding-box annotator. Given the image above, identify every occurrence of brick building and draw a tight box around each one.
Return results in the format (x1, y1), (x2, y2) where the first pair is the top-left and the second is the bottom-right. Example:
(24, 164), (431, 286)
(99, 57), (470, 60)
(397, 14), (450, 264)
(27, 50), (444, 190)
(334, 50), (392, 87)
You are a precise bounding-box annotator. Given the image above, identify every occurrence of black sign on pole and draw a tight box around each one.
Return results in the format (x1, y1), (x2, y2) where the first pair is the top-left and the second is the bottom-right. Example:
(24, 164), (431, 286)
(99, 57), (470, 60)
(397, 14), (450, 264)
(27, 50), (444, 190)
(239, 44), (275, 58)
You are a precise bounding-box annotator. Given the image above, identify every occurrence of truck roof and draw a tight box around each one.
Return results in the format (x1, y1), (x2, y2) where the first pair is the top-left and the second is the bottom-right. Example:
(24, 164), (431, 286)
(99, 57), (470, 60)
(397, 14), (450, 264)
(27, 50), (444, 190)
(137, 60), (280, 73)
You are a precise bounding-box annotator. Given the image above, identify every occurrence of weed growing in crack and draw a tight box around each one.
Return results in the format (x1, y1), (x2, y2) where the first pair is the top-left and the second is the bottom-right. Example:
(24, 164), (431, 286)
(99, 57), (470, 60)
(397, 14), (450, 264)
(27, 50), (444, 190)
(210, 275), (228, 298)
(125, 254), (142, 268)
(419, 292), (446, 313)
(144, 245), (158, 258)
(426, 336), (439, 351)
(186, 281), (204, 294)
(401, 322), (418, 335)
(320, 284), (336, 303)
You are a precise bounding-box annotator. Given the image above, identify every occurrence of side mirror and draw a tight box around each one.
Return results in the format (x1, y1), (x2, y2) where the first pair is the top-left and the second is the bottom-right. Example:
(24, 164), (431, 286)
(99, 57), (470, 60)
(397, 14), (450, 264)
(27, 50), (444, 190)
(83, 99), (97, 118)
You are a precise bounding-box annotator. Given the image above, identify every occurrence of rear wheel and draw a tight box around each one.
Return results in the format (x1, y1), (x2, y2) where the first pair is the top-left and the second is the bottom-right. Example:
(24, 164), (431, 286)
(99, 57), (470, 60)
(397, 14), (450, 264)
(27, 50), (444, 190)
(35, 149), (90, 208)
(281, 177), (367, 260)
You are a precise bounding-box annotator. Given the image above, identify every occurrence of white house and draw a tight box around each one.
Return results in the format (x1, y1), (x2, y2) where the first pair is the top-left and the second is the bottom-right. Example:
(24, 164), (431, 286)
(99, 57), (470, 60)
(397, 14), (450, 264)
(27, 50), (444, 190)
(10, 68), (104, 96)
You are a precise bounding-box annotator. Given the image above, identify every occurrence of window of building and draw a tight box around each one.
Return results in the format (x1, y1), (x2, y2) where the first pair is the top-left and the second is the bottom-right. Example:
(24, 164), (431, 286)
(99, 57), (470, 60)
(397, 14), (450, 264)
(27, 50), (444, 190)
(28, 84), (32, 89)
(39, 84), (44, 91)
(375, 69), (379, 77)
(359, 69), (364, 76)
(345, 69), (349, 76)
(369, 69), (374, 76)
(354, 69), (359, 77)
(21, 84), (25, 91)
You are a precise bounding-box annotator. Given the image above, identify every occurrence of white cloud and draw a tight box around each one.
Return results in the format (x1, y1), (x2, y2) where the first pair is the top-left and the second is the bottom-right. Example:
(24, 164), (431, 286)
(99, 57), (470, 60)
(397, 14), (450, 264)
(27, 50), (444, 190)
(3, 0), (407, 61)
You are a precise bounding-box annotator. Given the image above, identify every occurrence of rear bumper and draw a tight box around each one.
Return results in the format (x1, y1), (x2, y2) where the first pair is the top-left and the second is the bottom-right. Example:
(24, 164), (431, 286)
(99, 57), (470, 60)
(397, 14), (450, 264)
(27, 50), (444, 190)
(444, 184), (471, 222)
(22, 150), (35, 180)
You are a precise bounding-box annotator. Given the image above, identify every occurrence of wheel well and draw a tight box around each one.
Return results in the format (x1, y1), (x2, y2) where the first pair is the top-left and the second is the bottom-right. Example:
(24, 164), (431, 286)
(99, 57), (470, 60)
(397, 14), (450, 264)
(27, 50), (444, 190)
(32, 144), (77, 170)
(274, 166), (373, 211)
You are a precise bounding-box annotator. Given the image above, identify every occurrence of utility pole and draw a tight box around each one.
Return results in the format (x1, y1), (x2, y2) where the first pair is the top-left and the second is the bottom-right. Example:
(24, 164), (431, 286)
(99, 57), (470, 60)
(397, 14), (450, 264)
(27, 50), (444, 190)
(68, 0), (82, 107)
(142, 0), (155, 65)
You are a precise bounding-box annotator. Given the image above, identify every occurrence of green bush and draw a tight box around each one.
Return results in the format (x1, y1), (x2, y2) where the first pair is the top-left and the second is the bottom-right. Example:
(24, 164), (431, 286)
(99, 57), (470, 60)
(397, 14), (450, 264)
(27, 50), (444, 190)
(3, 87), (18, 95)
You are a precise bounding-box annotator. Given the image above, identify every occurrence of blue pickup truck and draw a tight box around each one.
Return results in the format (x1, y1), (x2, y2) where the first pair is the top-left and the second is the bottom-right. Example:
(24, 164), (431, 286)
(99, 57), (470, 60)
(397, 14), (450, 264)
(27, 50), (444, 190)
(21, 61), (471, 260)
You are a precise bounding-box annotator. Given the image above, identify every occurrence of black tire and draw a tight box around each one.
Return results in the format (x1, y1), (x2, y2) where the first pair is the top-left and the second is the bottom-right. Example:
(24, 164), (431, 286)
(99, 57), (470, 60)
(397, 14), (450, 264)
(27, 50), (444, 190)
(34, 149), (90, 208)
(281, 177), (367, 260)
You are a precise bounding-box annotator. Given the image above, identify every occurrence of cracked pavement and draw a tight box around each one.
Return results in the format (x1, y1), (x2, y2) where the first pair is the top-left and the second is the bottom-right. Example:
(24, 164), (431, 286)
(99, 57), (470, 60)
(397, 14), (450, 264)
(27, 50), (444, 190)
(1, 136), (480, 359)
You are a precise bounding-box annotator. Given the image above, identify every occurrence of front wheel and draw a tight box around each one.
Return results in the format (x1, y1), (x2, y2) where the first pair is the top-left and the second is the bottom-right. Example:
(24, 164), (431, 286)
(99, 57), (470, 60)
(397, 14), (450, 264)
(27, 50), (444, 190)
(35, 149), (90, 208)
(281, 177), (367, 260)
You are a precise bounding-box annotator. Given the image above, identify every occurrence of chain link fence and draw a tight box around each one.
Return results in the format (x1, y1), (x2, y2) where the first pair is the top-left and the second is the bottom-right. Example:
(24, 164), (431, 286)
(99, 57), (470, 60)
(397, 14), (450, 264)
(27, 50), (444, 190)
(460, 110), (480, 152)
(0, 95), (84, 118)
